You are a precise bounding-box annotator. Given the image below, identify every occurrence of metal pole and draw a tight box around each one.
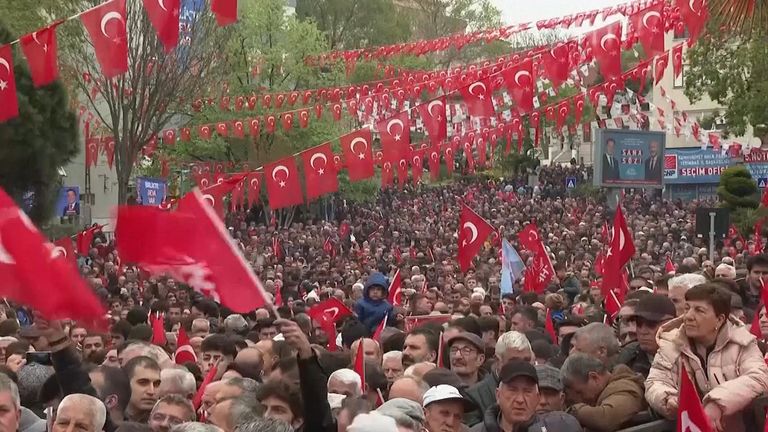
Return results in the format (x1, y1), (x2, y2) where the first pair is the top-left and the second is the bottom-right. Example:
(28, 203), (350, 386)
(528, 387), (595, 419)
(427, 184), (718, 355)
(709, 211), (716, 262)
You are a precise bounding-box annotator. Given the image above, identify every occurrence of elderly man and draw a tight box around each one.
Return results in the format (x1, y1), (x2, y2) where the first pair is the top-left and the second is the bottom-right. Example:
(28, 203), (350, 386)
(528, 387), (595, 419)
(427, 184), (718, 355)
(149, 395), (196, 432)
(469, 361), (581, 432)
(351, 338), (382, 364)
(158, 367), (197, 399)
(389, 376), (430, 404)
(617, 294), (677, 378)
(667, 274), (707, 316)
(535, 365), (565, 414)
(208, 396), (262, 432)
(382, 351), (404, 385)
(53, 394), (107, 432)
(560, 354), (646, 432)
(715, 264), (736, 280)
(569, 323), (620, 367)
(446, 333), (486, 387)
(465, 331), (533, 426)
(422, 385), (476, 432)
(0, 374), (20, 432)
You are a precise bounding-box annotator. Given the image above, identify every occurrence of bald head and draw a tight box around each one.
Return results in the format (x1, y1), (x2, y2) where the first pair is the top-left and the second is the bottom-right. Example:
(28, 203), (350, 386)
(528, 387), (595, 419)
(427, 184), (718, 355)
(388, 376), (429, 404)
(234, 347), (264, 380)
(350, 338), (381, 364)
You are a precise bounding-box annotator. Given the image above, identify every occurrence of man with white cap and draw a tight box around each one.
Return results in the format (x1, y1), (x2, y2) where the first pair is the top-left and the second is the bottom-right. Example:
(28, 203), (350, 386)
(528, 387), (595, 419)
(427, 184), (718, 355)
(422, 385), (476, 432)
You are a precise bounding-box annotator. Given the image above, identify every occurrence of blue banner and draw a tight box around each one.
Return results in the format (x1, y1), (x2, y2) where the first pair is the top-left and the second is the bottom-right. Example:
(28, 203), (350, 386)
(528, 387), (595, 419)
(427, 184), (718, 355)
(594, 129), (666, 188)
(663, 148), (732, 184)
(136, 177), (167, 206)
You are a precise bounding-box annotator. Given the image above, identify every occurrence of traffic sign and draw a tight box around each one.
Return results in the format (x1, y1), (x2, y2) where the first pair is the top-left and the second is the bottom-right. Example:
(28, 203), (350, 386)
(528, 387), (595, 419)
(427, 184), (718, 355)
(565, 177), (577, 189)
(758, 177), (768, 189)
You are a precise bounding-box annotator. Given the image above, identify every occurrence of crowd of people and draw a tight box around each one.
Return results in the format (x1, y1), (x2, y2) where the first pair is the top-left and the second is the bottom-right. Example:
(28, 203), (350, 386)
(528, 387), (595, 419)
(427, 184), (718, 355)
(2, 164), (768, 432)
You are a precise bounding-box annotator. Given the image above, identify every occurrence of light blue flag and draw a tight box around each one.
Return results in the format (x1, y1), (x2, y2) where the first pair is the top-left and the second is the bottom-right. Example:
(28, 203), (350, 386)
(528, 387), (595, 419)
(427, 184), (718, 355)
(500, 239), (526, 295)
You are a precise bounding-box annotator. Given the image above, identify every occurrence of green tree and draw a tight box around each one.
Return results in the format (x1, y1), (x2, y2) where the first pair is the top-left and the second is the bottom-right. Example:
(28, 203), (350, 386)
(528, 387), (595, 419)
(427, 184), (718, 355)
(57, 0), (229, 204)
(296, 0), (412, 49)
(684, 23), (768, 144)
(0, 23), (79, 224)
(718, 165), (758, 209)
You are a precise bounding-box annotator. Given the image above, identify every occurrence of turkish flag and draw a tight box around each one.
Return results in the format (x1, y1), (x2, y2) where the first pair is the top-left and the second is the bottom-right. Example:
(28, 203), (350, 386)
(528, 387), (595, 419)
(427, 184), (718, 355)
(265, 157), (303, 209)
(372, 314), (388, 342)
(247, 171), (262, 207)
(573, 93), (585, 125)
(463, 141), (476, 174)
(308, 298), (353, 325)
(387, 269), (402, 306)
(541, 43), (570, 88)
(117, 191), (272, 313)
(415, 96), (447, 147)
(602, 206), (636, 294)
(52, 236), (76, 266)
(80, 0), (129, 79)
(85, 137), (100, 167)
(0, 45), (19, 122)
(654, 52), (669, 84)
(381, 161), (395, 188)
(19, 24), (60, 87)
(457, 204), (495, 272)
(191, 175), (244, 219)
(630, 2), (665, 58)
(341, 128), (375, 181)
(151, 314), (167, 346)
(675, 0), (708, 44)
(353, 339), (366, 392)
(501, 58), (534, 114)
(677, 362), (713, 432)
(396, 158), (409, 188)
(518, 222), (543, 253)
(427, 149), (441, 181)
(411, 150), (425, 183)
(175, 327), (197, 365)
(100, 136), (114, 169)
(665, 256), (676, 274)
(230, 177), (246, 212)
(0, 188), (105, 324)
(458, 77), (496, 117)
(588, 21), (623, 80)
(555, 100), (570, 130)
(142, 0), (180, 52)
(545, 309), (558, 345)
(77, 225), (102, 255)
(211, 0), (238, 26)
(672, 43), (684, 78)
(301, 143), (338, 200)
(378, 112), (411, 162)
(298, 109), (310, 128)
(443, 145), (455, 175)
(604, 289), (623, 324)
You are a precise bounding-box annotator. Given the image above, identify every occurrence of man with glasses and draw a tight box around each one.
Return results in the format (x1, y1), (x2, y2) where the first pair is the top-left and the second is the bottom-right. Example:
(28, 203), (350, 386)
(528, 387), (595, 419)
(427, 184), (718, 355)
(149, 395), (196, 432)
(617, 294), (676, 378)
(446, 333), (486, 387)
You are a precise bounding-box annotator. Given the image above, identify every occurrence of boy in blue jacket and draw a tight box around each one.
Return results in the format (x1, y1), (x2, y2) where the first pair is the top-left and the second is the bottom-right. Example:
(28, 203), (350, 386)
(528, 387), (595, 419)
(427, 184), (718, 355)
(355, 272), (395, 333)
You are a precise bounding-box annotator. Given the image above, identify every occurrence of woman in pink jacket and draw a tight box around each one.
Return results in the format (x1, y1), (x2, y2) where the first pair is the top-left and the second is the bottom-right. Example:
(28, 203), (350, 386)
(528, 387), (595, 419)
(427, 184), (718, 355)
(645, 283), (768, 432)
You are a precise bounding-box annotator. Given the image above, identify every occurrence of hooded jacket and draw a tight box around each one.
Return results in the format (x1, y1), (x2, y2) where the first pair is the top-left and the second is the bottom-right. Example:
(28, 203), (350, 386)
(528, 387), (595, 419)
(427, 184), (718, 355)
(355, 272), (395, 333)
(569, 364), (646, 432)
(645, 315), (768, 432)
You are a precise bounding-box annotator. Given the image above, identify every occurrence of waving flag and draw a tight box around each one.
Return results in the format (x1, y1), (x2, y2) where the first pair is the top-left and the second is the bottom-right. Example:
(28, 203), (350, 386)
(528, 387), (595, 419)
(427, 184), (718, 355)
(500, 239), (525, 295)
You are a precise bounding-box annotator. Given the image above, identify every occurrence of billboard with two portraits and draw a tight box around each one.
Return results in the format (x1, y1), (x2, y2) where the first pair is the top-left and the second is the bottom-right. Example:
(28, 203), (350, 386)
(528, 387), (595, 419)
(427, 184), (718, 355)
(593, 129), (666, 188)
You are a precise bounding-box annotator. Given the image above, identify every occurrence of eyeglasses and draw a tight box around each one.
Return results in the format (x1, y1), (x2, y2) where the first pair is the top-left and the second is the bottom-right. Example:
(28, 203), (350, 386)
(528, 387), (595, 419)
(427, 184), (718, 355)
(449, 346), (477, 356)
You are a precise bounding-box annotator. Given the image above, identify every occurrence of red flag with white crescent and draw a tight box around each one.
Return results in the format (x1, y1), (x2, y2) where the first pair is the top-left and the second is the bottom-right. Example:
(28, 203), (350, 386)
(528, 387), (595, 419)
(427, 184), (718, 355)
(457, 204), (495, 272)
(80, 0), (129, 78)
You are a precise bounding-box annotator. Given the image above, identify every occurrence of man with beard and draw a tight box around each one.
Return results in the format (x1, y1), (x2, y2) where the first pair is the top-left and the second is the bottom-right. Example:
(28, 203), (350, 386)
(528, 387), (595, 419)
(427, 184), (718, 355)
(402, 327), (439, 368)
(446, 333), (485, 387)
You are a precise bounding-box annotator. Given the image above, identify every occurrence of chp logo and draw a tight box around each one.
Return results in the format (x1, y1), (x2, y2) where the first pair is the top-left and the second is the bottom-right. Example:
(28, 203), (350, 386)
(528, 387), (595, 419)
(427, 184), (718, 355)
(663, 154), (678, 179)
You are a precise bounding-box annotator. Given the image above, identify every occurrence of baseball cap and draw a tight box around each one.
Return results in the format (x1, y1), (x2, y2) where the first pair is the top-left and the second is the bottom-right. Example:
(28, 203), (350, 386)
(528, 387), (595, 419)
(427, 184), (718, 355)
(499, 360), (538, 384)
(633, 294), (676, 322)
(535, 364), (563, 392)
(422, 385), (476, 411)
(446, 332), (484, 352)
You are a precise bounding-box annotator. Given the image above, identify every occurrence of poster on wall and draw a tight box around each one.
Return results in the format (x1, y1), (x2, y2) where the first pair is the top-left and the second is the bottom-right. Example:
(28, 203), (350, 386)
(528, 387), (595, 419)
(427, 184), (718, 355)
(136, 177), (167, 206)
(56, 186), (80, 219)
(593, 129), (666, 188)
(663, 148), (732, 184)
(744, 149), (768, 181)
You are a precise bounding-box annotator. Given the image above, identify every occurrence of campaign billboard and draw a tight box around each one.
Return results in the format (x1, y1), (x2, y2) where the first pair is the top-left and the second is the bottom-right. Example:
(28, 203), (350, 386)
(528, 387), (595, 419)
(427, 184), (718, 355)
(136, 177), (167, 206)
(57, 186), (80, 218)
(663, 148), (732, 184)
(593, 129), (665, 188)
(744, 149), (768, 181)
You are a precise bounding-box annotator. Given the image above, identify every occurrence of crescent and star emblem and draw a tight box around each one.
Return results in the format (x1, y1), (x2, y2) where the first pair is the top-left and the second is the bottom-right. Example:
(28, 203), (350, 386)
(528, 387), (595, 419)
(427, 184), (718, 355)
(272, 165), (290, 188)
(462, 222), (478, 246)
(600, 33), (619, 53)
(387, 119), (404, 141)
(310, 153), (327, 175)
(100, 11), (125, 41)
(468, 82), (486, 100)
(350, 137), (368, 159)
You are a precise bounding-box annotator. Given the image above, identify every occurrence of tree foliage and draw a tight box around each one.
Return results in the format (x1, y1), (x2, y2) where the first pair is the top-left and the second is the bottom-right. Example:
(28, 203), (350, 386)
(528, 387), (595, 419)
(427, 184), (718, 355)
(685, 23), (768, 143)
(0, 23), (79, 224)
(718, 165), (759, 209)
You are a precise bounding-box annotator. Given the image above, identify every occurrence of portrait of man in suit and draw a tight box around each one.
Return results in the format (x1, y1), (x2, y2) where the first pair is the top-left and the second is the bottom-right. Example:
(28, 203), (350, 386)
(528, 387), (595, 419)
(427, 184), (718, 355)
(62, 188), (80, 217)
(602, 138), (620, 182)
(644, 140), (662, 181)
